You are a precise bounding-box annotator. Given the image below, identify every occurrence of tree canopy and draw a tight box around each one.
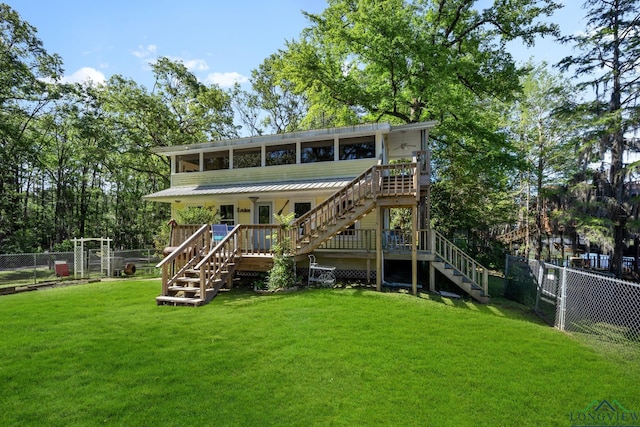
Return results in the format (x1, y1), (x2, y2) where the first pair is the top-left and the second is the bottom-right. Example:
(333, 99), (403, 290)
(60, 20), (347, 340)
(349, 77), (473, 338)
(559, 0), (640, 276)
(276, 0), (560, 235)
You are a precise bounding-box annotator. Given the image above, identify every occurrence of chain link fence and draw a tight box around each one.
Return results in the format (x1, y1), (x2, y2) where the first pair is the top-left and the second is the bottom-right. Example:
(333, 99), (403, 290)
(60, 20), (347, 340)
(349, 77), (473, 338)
(504, 254), (640, 348)
(0, 249), (161, 287)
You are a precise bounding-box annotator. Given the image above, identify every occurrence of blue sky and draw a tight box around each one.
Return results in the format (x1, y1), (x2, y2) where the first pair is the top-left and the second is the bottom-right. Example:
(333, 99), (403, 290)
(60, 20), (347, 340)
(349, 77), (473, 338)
(11, 1), (586, 89)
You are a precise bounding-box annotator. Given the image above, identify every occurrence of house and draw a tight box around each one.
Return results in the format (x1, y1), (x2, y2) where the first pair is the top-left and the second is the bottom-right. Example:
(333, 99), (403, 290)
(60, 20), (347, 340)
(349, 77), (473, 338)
(144, 121), (489, 306)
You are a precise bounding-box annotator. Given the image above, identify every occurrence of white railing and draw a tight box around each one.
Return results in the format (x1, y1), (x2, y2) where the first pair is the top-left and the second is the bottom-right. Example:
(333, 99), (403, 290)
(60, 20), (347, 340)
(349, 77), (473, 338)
(431, 230), (488, 295)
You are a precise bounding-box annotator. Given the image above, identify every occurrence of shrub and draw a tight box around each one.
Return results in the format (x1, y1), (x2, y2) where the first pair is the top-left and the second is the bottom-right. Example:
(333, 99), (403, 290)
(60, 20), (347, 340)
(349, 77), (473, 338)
(266, 212), (296, 290)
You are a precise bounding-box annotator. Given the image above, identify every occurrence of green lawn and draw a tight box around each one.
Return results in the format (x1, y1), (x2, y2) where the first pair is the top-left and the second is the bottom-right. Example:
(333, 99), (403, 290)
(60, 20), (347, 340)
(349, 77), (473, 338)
(1, 279), (638, 426)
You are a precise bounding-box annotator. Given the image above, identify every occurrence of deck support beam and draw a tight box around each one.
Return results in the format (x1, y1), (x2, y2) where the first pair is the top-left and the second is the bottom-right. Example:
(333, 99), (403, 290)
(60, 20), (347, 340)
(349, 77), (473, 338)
(429, 262), (436, 292)
(412, 204), (418, 295)
(376, 205), (383, 291)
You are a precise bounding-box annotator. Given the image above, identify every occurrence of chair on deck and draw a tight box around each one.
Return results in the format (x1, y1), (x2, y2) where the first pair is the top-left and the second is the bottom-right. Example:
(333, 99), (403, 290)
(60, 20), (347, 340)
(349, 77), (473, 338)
(211, 224), (229, 248)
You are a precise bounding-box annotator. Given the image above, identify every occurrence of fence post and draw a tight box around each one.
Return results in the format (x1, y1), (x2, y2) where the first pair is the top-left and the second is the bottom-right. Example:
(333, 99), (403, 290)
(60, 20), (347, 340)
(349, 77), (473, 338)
(557, 266), (567, 331)
(33, 253), (37, 285)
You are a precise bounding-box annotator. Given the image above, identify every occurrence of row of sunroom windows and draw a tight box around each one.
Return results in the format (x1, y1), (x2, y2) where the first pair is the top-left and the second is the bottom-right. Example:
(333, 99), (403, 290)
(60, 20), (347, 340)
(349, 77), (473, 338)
(175, 136), (376, 173)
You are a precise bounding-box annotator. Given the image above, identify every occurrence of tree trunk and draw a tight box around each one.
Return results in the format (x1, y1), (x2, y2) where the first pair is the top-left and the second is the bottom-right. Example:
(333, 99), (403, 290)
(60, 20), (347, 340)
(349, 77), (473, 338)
(609, 7), (625, 278)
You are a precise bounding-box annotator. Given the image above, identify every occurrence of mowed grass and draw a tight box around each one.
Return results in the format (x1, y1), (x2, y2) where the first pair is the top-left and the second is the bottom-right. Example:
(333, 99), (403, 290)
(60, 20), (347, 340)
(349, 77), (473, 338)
(1, 279), (639, 426)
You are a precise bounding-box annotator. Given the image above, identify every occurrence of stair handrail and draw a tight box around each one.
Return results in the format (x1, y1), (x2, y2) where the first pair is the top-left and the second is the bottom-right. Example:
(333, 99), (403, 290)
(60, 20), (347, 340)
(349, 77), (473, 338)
(194, 225), (242, 297)
(291, 165), (379, 253)
(156, 223), (210, 268)
(156, 223), (211, 295)
(431, 229), (489, 296)
(292, 162), (419, 253)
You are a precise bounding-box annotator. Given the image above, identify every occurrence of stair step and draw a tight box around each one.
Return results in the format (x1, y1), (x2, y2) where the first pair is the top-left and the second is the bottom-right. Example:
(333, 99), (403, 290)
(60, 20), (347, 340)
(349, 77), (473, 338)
(210, 262), (235, 268)
(156, 295), (203, 305)
(168, 286), (201, 292)
(176, 277), (201, 283)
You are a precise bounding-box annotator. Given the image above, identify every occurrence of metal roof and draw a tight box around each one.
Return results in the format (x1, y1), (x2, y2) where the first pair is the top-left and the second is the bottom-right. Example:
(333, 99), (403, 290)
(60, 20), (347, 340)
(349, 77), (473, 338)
(144, 178), (353, 201)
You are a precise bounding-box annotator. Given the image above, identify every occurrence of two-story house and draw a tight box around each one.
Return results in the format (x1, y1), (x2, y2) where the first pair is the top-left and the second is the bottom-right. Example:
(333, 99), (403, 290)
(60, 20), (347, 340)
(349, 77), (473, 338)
(145, 121), (489, 306)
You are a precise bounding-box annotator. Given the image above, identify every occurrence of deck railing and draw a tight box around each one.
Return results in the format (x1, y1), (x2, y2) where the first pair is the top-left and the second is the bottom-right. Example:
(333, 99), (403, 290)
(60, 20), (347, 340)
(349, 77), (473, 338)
(238, 224), (283, 256)
(431, 230), (488, 295)
(169, 224), (203, 247)
(317, 229), (375, 251)
(497, 226), (538, 244)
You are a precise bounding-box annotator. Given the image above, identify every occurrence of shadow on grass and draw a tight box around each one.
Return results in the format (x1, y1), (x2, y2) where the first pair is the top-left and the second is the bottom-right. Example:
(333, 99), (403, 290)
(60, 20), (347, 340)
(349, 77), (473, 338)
(215, 277), (546, 326)
(415, 291), (548, 324)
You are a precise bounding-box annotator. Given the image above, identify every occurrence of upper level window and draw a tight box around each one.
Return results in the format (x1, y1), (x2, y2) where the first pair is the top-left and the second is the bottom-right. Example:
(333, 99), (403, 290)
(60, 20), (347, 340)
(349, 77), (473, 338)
(339, 136), (375, 160)
(204, 150), (229, 171)
(301, 139), (334, 163)
(266, 144), (296, 166)
(176, 153), (200, 173)
(233, 147), (261, 169)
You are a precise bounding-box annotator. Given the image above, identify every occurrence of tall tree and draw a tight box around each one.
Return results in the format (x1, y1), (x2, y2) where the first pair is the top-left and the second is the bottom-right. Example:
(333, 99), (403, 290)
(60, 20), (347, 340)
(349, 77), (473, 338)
(558, 0), (640, 277)
(280, 0), (560, 236)
(0, 4), (63, 252)
(504, 63), (580, 259)
(251, 53), (308, 134)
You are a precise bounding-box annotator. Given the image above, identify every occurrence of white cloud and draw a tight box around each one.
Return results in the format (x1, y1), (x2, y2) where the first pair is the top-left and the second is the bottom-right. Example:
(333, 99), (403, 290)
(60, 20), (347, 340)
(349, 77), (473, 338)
(132, 44), (157, 59)
(204, 72), (249, 87)
(183, 59), (209, 71)
(60, 67), (106, 85)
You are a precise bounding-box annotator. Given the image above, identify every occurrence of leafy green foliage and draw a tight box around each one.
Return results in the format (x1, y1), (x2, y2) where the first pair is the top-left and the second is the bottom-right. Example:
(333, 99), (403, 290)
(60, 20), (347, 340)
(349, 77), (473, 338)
(0, 4), (63, 252)
(266, 212), (296, 290)
(0, 4), (236, 253)
(558, 0), (640, 276)
(500, 63), (580, 258)
(278, 0), (559, 237)
(175, 206), (219, 225)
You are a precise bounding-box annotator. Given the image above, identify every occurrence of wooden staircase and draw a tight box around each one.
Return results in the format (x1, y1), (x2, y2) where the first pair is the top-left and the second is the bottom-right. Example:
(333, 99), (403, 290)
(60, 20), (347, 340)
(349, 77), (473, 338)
(430, 230), (490, 303)
(293, 161), (420, 254)
(497, 226), (537, 245)
(156, 224), (242, 306)
(156, 153), (490, 305)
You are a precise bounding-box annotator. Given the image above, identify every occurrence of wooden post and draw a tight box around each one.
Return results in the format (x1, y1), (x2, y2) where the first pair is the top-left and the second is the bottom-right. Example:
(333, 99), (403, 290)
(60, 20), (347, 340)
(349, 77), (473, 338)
(483, 268), (489, 296)
(161, 265), (169, 296)
(200, 266), (206, 298)
(376, 205), (383, 291)
(429, 262), (436, 292)
(412, 204), (418, 296)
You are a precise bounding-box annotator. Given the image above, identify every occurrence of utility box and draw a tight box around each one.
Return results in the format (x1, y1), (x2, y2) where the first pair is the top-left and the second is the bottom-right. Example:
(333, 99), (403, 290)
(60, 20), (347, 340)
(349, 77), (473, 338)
(54, 261), (69, 277)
